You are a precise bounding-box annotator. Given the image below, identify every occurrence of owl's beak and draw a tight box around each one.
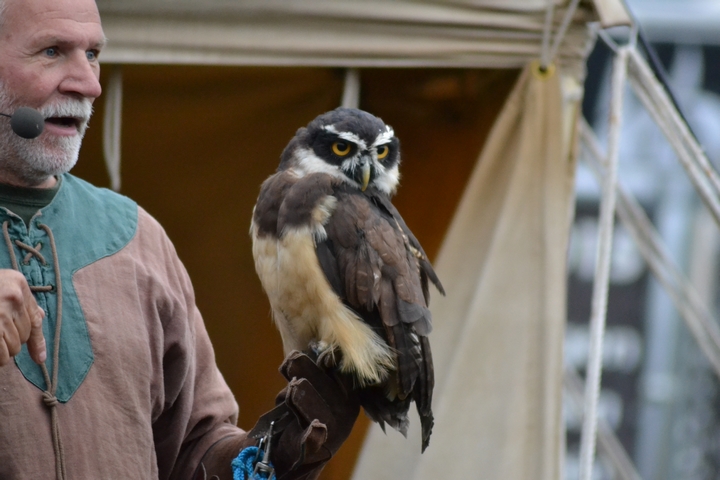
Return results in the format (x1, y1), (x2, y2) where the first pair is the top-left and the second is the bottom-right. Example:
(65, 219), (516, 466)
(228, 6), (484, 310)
(360, 158), (371, 191)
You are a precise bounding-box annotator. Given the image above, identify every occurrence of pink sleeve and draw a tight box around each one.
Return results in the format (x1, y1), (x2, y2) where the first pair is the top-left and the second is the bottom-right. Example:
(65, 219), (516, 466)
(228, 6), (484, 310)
(136, 209), (247, 479)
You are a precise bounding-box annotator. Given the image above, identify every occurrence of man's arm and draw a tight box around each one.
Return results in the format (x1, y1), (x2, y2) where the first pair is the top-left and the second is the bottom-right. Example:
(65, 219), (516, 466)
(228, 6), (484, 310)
(136, 208), (358, 479)
(194, 351), (360, 480)
(0, 269), (45, 366)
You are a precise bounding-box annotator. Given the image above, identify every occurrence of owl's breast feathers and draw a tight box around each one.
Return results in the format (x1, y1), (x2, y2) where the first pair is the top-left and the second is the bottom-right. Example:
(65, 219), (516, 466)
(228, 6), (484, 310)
(252, 170), (442, 447)
(252, 171), (391, 385)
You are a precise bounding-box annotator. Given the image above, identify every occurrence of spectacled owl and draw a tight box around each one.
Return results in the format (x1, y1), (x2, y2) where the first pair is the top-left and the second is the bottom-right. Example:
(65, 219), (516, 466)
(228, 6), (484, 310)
(250, 107), (444, 451)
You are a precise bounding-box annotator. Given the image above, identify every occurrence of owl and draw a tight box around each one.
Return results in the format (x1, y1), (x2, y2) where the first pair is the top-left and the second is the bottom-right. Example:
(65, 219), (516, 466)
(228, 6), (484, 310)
(250, 107), (444, 451)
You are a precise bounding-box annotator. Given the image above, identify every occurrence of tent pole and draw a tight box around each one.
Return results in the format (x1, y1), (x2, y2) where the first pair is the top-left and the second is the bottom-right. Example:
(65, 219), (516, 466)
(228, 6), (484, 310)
(103, 66), (123, 192)
(341, 68), (361, 109)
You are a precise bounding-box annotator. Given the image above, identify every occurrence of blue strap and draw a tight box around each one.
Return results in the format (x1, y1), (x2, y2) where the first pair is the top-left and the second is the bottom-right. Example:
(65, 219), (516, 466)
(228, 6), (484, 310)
(232, 447), (276, 480)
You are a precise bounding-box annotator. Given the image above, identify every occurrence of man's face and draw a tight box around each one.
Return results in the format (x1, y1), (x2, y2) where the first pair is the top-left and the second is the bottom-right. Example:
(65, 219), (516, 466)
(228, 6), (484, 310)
(0, 0), (105, 187)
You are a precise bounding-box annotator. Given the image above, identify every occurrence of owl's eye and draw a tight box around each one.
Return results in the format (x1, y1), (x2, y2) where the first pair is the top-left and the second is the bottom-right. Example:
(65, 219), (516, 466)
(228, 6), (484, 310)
(332, 141), (351, 156)
(376, 145), (389, 160)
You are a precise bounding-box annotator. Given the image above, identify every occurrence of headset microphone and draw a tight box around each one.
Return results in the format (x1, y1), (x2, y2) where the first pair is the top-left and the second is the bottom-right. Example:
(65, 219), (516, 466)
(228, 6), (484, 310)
(0, 107), (44, 139)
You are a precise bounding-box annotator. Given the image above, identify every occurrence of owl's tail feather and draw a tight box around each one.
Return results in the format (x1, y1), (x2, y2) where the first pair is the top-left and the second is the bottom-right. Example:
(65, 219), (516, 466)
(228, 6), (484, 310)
(419, 411), (434, 453)
(359, 387), (411, 438)
(415, 335), (434, 452)
(389, 323), (422, 400)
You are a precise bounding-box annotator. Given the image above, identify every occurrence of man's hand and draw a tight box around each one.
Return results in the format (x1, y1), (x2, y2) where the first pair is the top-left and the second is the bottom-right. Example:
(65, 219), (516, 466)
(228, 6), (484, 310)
(268, 350), (360, 478)
(193, 351), (360, 480)
(0, 270), (46, 366)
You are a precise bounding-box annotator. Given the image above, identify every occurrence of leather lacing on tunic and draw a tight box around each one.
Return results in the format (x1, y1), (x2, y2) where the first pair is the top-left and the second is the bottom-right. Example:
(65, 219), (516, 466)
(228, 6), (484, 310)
(3, 220), (67, 480)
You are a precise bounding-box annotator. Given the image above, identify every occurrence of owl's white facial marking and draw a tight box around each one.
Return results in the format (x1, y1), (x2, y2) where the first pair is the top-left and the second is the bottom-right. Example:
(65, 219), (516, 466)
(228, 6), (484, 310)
(293, 147), (364, 190)
(372, 162), (400, 195)
(372, 126), (395, 147)
(323, 125), (368, 150)
(294, 147), (344, 178)
(370, 127), (400, 195)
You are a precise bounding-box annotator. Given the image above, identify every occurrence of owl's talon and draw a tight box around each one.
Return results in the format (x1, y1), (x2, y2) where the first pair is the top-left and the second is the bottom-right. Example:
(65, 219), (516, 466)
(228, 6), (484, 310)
(311, 342), (342, 372)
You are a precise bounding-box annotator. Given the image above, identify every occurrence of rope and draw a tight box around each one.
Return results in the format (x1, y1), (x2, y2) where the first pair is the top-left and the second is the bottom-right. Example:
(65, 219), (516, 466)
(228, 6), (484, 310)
(564, 369), (641, 480)
(584, 40), (720, 378)
(580, 119), (720, 379)
(231, 447), (276, 480)
(2, 220), (66, 480)
(539, 0), (582, 70)
(636, 27), (694, 142)
(546, 0), (581, 67)
(16, 240), (46, 265)
(625, 47), (720, 227)
(597, 28), (619, 54)
(38, 223), (66, 480)
(578, 45), (629, 480)
(539, 0), (555, 70)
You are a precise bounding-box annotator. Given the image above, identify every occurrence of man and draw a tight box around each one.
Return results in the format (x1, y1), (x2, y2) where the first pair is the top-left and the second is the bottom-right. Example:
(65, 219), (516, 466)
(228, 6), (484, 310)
(0, 0), (359, 479)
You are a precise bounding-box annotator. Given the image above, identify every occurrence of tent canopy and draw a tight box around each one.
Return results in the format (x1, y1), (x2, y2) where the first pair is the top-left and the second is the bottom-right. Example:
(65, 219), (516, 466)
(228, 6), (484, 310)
(97, 0), (629, 71)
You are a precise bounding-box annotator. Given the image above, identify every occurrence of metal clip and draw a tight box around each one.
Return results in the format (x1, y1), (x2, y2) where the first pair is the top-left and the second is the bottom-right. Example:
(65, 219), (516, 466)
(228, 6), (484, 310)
(252, 420), (276, 479)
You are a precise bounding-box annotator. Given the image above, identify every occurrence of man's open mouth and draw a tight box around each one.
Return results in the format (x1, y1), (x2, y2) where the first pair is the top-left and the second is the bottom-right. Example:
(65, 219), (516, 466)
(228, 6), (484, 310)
(45, 117), (81, 129)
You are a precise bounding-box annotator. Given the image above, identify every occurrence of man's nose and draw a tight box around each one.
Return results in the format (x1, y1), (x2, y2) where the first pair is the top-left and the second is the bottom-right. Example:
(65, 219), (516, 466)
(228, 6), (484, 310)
(57, 51), (102, 101)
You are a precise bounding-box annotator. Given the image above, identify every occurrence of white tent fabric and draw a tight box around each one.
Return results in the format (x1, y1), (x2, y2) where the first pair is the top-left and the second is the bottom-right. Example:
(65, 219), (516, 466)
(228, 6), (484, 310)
(97, 0), (627, 76)
(352, 61), (581, 480)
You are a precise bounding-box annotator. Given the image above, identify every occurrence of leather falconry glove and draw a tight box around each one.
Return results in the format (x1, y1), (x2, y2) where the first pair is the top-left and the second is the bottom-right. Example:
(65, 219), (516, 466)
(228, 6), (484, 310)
(194, 351), (360, 480)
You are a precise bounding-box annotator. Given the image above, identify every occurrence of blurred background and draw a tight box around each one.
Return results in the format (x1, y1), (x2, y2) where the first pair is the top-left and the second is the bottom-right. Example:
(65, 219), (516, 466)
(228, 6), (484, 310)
(566, 0), (720, 478)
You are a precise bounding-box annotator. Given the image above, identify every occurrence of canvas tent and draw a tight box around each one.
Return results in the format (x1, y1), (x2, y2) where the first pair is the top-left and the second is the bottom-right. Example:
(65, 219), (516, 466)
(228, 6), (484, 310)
(78, 1), (638, 479)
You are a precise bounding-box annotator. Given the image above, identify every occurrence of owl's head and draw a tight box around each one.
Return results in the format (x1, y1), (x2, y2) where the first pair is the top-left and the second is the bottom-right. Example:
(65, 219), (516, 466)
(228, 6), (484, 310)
(279, 108), (400, 196)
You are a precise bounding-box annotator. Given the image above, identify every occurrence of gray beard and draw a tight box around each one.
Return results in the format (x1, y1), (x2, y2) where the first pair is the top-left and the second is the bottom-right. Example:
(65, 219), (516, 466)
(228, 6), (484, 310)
(0, 83), (92, 186)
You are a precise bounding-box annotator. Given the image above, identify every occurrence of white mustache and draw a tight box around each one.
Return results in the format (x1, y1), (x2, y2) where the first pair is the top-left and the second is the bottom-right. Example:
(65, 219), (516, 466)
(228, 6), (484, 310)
(39, 99), (93, 126)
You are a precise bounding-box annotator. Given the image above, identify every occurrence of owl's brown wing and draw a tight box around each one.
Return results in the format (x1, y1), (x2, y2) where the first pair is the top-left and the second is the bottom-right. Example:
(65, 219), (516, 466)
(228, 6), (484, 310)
(317, 185), (438, 451)
(370, 193), (445, 300)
